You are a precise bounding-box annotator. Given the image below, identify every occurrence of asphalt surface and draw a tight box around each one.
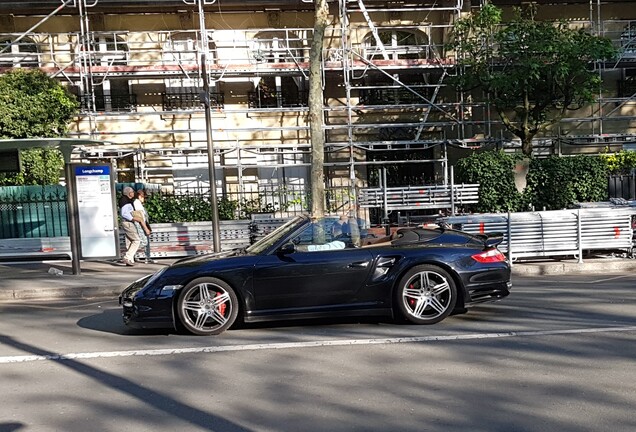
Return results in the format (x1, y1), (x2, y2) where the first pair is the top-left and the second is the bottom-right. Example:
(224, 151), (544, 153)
(0, 254), (635, 301)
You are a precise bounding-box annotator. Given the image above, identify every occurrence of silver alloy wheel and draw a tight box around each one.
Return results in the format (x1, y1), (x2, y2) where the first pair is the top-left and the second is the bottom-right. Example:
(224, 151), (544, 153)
(178, 279), (237, 335)
(401, 270), (452, 321)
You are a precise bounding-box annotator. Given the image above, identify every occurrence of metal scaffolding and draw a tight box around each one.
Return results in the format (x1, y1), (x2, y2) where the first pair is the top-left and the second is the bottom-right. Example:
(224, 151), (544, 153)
(0, 0), (635, 216)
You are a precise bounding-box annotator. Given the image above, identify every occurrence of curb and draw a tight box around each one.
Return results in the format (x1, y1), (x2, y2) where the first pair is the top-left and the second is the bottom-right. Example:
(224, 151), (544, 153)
(511, 259), (636, 276)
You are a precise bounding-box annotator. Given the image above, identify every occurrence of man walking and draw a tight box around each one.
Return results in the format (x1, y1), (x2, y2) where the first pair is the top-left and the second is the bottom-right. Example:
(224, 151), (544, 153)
(119, 186), (148, 266)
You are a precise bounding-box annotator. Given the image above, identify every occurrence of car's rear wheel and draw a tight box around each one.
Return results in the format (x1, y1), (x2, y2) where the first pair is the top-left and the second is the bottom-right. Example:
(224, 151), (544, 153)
(396, 264), (457, 325)
(177, 277), (238, 335)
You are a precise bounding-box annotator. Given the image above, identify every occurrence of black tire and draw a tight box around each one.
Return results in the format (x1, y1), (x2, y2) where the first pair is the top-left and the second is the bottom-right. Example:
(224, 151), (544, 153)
(395, 264), (457, 325)
(176, 277), (239, 336)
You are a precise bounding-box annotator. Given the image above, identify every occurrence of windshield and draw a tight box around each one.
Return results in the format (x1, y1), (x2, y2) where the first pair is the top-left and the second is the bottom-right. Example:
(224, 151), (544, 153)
(245, 216), (306, 254)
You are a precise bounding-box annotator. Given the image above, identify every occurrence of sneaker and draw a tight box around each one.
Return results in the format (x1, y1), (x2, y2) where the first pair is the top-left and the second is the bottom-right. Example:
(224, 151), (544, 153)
(144, 259), (156, 264)
(123, 258), (135, 267)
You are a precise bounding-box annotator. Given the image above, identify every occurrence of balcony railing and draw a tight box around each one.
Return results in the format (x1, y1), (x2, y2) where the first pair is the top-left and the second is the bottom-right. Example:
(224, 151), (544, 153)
(247, 90), (308, 108)
(358, 87), (433, 105)
(79, 94), (138, 113)
(162, 91), (224, 111)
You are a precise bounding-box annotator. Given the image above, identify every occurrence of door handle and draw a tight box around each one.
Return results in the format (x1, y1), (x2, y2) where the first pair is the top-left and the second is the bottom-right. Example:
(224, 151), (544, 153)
(348, 261), (369, 268)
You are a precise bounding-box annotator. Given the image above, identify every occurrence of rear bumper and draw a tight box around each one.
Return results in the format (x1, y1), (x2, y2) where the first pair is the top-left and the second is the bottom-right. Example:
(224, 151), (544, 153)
(465, 280), (512, 305)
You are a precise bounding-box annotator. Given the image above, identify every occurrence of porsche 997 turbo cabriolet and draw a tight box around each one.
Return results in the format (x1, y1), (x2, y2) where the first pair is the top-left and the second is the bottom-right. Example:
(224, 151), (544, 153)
(119, 215), (511, 335)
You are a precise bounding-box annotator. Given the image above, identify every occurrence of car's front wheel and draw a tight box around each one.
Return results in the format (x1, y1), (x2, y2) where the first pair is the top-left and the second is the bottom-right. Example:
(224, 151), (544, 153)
(177, 277), (239, 335)
(396, 264), (457, 325)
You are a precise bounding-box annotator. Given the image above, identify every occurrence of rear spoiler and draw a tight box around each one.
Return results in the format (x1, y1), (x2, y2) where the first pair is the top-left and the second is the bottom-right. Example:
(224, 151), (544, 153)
(476, 232), (504, 249)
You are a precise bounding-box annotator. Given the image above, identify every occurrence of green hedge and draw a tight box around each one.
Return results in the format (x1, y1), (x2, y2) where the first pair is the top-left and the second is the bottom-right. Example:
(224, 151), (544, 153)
(525, 155), (608, 210)
(455, 151), (525, 212)
(142, 193), (277, 223)
(456, 151), (611, 212)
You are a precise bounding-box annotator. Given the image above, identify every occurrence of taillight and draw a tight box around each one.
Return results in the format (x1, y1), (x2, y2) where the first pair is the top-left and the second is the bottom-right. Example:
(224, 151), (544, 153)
(472, 248), (506, 263)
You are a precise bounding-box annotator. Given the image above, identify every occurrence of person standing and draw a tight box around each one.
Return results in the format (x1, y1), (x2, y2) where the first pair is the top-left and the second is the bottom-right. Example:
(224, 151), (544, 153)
(133, 189), (153, 263)
(119, 186), (149, 266)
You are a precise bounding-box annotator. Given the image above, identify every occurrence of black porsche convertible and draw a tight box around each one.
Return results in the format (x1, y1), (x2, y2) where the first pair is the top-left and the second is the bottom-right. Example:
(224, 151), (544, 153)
(119, 215), (511, 335)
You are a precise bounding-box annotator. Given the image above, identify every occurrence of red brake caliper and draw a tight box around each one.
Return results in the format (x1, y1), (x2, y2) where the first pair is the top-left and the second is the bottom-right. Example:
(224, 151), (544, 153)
(216, 292), (227, 316)
(408, 284), (416, 307)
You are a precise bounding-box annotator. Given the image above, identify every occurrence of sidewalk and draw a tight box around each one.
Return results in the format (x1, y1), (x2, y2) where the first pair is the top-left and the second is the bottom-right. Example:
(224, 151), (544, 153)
(0, 259), (175, 301)
(0, 256), (635, 301)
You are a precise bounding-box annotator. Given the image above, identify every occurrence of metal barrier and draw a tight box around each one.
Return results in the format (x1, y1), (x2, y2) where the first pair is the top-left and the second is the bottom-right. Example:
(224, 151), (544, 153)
(249, 216), (292, 243)
(359, 184), (479, 212)
(441, 207), (636, 263)
(0, 221), (252, 261)
(2, 208), (633, 264)
(138, 220), (252, 259)
(0, 237), (73, 259)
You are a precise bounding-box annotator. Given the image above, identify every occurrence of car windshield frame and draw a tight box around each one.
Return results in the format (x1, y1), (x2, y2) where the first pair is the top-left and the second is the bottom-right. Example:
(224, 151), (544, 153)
(245, 215), (307, 255)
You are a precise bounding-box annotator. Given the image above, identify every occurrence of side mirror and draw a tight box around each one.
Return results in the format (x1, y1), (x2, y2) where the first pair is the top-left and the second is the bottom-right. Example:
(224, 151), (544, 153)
(278, 242), (296, 255)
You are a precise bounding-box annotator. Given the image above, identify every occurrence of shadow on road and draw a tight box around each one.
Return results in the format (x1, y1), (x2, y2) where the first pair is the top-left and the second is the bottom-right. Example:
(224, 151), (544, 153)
(0, 333), (253, 431)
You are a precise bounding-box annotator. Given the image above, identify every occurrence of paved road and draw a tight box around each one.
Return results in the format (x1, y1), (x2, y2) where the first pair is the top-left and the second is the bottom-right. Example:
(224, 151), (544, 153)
(1, 273), (635, 432)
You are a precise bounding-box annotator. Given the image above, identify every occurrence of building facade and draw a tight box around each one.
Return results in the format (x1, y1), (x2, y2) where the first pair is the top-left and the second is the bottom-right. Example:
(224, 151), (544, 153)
(0, 0), (635, 216)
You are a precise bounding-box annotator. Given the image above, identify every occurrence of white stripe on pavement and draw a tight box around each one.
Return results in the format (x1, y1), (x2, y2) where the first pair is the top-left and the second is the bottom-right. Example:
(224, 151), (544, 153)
(1, 325), (635, 364)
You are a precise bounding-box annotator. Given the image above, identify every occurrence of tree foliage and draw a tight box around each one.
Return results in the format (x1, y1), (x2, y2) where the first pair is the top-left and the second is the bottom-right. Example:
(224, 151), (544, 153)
(0, 69), (78, 185)
(449, 3), (617, 156)
(0, 148), (65, 186)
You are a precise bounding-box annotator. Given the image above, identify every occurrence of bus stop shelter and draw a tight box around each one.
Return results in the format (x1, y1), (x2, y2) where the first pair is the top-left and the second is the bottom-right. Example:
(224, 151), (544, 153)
(0, 138), (117, 275)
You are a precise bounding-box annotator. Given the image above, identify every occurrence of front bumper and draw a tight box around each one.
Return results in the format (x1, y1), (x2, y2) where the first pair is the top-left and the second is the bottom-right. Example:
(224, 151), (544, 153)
(119, 276), (175, 329)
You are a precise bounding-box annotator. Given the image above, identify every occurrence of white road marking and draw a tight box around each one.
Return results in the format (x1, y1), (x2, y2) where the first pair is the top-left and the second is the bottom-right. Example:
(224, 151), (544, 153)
(1, 325), (635, 364)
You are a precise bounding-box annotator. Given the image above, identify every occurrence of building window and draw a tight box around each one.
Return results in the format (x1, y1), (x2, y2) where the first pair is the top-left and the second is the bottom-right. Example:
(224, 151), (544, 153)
(249, 31), (304, 63)
(162, 87), (224, 111)
(620, 22), (636, 58)
(161, 31), (222, 111)
(79, 34), (136, 112)
(248, 76), (308, 108)
(618, 68), (636, 98)
(364, 30), (430, 61)
(0, 37), (39, 68)
(358, 80), (432, 105)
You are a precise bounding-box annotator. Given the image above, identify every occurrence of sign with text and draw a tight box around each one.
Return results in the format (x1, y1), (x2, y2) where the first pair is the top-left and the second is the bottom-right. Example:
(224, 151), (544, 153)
(73, 165), (118, 259)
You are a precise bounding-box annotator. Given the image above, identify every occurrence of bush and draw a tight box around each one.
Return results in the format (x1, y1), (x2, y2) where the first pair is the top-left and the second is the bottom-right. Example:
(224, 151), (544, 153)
(455, 150), (525, 212)
(456, 151), (609, 213)
(140, 192), (280, 222)
(600, 150), (636, 175)
(143, 193), (216, 223)
(525, 155), (608, 210)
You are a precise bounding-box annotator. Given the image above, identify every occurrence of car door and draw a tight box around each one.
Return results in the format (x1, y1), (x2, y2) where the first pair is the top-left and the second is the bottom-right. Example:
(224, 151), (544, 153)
(251, 247), (374, 312)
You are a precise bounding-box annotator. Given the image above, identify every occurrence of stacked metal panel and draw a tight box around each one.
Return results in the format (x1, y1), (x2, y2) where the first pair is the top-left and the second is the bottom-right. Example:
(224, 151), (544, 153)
(358, 184), (480, 211)
(441, 207), (635, 262)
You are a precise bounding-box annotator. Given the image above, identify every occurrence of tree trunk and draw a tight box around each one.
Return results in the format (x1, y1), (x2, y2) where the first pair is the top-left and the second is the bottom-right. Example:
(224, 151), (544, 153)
(521, 136), (533, 157)
(308, 0), (328, 217)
